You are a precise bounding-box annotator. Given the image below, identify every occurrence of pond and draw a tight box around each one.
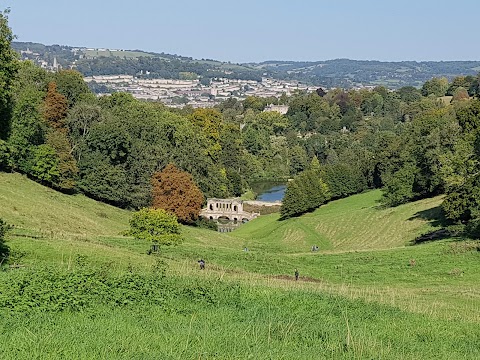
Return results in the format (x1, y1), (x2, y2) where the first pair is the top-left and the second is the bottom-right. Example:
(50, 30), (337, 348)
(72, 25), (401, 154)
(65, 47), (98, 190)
(251, 181), (286, 202)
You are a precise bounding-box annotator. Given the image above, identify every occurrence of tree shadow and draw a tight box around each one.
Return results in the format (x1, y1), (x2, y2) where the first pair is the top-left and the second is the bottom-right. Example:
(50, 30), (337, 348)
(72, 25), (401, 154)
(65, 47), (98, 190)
(0, 241), (9, 265)
(408, 206), (447, 228)
(408, 206), (452, 245)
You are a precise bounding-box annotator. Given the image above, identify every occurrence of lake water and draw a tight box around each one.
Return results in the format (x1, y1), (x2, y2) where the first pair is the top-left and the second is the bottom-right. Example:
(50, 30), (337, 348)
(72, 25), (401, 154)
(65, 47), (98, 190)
(251, 181), (286, 202)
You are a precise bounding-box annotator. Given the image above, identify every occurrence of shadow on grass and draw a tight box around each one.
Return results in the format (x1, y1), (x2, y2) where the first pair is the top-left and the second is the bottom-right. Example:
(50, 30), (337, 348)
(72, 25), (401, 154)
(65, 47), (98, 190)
(0, 241), (9, 265)
(408, 206), (452, 245)
(408, 206), (447, 227)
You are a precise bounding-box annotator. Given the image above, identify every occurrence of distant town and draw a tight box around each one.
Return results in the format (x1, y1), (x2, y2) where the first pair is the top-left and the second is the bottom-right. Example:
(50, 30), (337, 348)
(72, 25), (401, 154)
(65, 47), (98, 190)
(18, 45), (319, 108)
(83, 75), (318, 108)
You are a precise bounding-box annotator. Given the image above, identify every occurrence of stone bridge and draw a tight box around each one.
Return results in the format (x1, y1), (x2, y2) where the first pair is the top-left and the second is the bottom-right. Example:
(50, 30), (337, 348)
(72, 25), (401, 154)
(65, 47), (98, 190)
(200, 198), (259, 223)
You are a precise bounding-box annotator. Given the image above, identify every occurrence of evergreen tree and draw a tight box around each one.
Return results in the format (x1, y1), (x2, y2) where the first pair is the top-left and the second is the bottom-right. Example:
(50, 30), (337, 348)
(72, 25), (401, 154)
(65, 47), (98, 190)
(280, 169), (330, 219)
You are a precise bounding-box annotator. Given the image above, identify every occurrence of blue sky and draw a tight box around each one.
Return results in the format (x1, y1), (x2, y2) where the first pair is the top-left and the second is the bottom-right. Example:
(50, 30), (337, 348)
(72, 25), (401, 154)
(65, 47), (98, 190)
(4, 0), (480, 63)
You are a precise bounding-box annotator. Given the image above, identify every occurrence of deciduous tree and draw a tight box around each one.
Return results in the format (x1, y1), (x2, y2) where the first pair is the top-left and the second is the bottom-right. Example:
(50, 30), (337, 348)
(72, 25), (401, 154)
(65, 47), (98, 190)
(129, 208), (183, 247)
(151, 163), (204, 224)
(43, 82), (68, 130)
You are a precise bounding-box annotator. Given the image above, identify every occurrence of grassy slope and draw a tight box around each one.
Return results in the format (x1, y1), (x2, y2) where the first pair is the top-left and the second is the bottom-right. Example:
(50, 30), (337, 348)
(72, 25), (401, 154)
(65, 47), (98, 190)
(1, 173), (479, 359)
(233, 190), (443, 252)
(0, 173), (130, 237)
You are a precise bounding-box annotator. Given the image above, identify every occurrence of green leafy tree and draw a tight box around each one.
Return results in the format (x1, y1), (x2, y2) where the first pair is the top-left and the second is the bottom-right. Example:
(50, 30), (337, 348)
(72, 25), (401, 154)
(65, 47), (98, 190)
(456, 100), (480, 132)
(129, 208), (183, 247)
(66, 102), (104, 161)
(0, 10), (19, 140)
(30, 144), (60, 184)
(77, 119), (131, 206)
(447, 76), (475, 96)
(0, 139), (10, 170)
(55, 70), (91, 108)
(381, 162), (417, 206)
(189, 108), (223, 161)
(421, 77), (449, 97)
(397, 86), (422, 104)
(382, 108), (459, 206)
(442, 174), (480, 223)
(8, 87), (45, 172)
(322, 163), (368, 199)
(46, 130), (78, 190)
(289, 145), (308, 175)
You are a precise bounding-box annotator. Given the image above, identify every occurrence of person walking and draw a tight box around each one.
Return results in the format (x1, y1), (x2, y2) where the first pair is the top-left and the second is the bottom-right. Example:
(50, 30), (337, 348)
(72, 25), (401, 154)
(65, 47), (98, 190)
(198, 259), (205, 270)
(294, 268), (299, 281)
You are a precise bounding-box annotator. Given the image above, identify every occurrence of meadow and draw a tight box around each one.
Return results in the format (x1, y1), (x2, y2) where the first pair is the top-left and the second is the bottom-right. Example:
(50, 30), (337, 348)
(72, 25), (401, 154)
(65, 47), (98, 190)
(0, 172), (479, 359)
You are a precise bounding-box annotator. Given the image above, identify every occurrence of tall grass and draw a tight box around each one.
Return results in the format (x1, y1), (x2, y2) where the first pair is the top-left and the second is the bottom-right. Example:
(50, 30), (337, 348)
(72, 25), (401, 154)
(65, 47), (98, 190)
(1, 269), (479, 359)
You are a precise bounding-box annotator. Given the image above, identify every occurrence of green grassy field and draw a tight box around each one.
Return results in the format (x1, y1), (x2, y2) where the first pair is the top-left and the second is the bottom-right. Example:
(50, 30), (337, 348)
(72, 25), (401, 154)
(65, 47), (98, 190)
(83, 49), (156, 59)
(1, 172), (479, 359)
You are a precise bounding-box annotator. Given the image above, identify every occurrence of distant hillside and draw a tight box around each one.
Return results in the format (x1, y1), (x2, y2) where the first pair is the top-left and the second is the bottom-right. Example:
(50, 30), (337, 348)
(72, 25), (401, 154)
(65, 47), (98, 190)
(12, 41), (480, 88)
(12, 41), (264, 82)
(253, 59), (480, 88)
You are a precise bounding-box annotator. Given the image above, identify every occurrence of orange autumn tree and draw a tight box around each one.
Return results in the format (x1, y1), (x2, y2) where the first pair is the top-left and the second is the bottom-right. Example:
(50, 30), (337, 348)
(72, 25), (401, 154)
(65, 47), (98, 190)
(151, 163), (204, 224)
(44, 82), (68, 131)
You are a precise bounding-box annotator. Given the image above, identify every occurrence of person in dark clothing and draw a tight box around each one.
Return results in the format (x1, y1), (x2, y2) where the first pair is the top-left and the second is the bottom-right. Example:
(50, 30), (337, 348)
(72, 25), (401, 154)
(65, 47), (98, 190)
(198, 259), (205, 270)
(294, 269), (299, 281)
